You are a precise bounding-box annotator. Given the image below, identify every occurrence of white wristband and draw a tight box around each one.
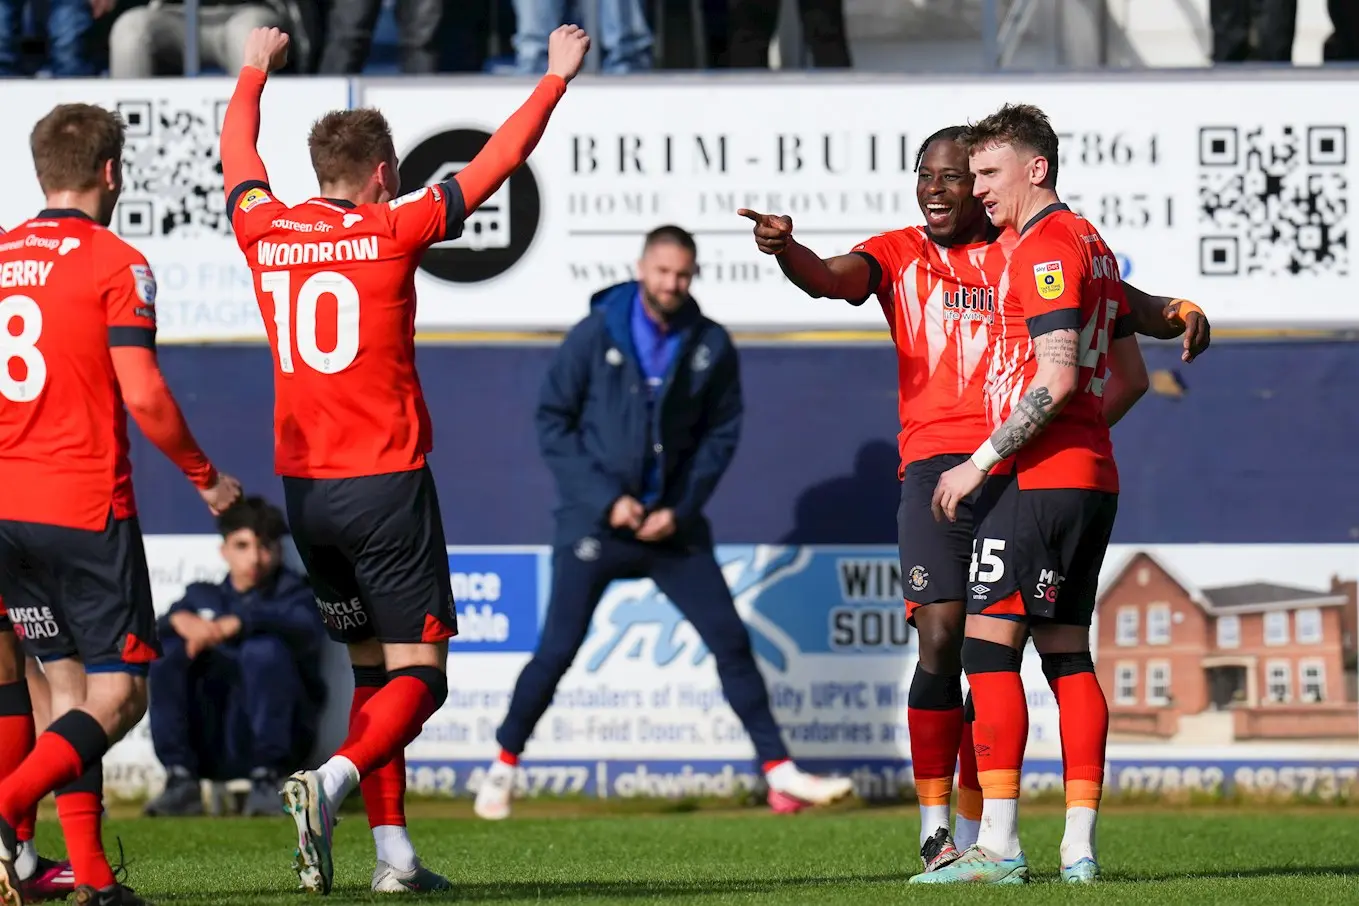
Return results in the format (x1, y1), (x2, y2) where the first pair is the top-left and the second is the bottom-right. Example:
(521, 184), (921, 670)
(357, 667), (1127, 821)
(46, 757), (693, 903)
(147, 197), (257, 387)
(970, 439), (1003, 473)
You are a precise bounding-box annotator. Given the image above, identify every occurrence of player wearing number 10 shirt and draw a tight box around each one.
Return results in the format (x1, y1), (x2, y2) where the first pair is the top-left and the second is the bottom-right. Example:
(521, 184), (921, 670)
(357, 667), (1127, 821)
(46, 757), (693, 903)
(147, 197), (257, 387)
(220, 24), (590, 898)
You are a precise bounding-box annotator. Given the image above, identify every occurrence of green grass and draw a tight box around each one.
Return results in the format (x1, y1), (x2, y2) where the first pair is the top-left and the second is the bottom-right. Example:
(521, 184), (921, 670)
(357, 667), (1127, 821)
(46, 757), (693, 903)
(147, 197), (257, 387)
(37, 801), (1359, 905)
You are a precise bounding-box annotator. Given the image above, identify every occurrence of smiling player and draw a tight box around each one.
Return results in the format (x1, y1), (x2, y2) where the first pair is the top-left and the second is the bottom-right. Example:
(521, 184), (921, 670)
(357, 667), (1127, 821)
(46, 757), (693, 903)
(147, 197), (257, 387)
(739, 124), (1209, 878)
(921, 102), (1152, 886)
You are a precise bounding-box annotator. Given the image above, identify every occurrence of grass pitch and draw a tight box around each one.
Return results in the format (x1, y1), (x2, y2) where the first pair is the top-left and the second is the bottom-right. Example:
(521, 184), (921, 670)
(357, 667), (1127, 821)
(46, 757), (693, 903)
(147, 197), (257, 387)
(47, 800), (1358, 904)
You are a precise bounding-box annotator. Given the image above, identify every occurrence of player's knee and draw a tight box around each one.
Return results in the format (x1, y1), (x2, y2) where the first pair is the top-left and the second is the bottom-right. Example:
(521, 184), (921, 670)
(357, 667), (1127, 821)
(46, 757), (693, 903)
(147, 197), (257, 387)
(961, 637), (1022, 676)
(907, 663), (963, 710)
(352, 664), (388, 689)
(1040, 650), (1095, 685)
(914, 611), (964, 675)
(389, 664), (447, 710)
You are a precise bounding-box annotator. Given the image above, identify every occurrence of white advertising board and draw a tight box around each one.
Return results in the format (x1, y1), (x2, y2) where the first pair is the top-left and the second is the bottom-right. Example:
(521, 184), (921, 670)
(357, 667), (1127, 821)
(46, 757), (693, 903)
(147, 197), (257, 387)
(358, 77), (1354, 331)
(99, 539), (1359, 802)
(0, 78), (349, 341)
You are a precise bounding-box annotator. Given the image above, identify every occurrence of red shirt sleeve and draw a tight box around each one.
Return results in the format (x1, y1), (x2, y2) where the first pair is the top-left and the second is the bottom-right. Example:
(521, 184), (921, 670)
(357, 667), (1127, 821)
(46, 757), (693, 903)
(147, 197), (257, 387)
(228, 184), (286, 251)
(850, 230), (919, 310)
(386, 180), (468, 252)
(1012, 227), (1087, 338)
(101, 237), (158, 348)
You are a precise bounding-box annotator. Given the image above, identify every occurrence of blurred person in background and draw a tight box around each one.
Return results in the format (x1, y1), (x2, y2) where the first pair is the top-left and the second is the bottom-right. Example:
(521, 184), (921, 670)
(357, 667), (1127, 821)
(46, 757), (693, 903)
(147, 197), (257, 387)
(474, 225), (855, 822)
(513, 0), (651, 73)
(1323, 0), (1359, 60)
(1210, 0), (1295, 62)
(727, 0), (849, 68)
(0, 0), (112, 76)
(318, 0), (491, 73)
(108, 0), (320, 76)
(144, 496), (325, 819)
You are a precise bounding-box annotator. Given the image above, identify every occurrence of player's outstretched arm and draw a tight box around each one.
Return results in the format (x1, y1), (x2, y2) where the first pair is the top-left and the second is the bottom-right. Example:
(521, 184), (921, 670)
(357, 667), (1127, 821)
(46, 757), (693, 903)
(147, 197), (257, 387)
(1121, 280), (1211, 363)
(221, 27), (290, 199)
(453, 25), (588, 214)
(110, 348), (242, 515)
(737, 209), (873, 301)
(1101, 334), (1150, 427)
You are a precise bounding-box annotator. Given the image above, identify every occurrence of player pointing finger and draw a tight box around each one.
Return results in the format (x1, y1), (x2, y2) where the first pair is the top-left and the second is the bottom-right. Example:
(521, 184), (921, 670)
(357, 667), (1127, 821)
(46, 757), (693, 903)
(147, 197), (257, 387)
(738, 208), (794, 256)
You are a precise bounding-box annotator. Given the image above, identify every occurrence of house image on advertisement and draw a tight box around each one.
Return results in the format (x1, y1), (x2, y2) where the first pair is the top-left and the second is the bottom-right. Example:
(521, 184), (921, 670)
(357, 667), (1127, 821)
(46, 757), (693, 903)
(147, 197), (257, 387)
(1094, 551), (1359, 743)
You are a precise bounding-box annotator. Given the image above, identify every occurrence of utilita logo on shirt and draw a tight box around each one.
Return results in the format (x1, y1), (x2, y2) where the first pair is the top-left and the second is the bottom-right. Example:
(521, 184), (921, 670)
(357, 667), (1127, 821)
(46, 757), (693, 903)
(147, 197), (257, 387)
(942, 286), (997, 323)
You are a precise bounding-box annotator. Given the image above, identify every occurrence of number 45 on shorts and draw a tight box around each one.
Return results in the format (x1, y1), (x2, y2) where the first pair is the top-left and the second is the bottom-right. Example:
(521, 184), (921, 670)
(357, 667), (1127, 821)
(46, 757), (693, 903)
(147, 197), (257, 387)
(969, 538), (1005, 585)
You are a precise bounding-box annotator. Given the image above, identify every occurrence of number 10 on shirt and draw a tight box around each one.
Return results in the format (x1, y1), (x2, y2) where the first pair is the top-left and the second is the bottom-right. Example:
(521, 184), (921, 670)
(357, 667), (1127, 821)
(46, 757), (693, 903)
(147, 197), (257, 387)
(260, 270), (360, 375)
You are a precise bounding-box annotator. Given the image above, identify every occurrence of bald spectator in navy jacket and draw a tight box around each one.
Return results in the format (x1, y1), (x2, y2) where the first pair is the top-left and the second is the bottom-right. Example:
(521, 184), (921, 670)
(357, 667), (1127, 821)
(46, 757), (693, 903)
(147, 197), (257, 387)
(145, 496), (325, 818)
(473, 225), (856, 821)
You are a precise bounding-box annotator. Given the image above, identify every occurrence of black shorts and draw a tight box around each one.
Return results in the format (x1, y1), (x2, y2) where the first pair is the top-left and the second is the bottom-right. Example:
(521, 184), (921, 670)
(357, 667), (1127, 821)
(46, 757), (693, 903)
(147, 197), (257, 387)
(283, 465), (458, 645)
(0, 514), (158, 673)
(898, 453), (983, 620)
(966, 472), (1118, 627)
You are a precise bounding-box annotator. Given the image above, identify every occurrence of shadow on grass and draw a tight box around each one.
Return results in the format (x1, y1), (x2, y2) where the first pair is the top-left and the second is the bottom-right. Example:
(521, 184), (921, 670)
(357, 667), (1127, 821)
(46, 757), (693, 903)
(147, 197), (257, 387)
(148, 871), (918, 903)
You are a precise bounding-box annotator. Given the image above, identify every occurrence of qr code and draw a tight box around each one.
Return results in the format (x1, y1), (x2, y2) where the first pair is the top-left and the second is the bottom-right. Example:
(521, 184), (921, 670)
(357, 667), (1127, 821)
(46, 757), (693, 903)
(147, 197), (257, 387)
(115, 98), (230, 240)
(1198, 124), (1347, 277)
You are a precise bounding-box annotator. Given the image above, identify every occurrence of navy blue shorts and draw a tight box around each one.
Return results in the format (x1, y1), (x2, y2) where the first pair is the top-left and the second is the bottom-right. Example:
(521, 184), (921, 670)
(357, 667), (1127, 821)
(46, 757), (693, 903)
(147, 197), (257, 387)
(966, 472), (1118, 627)
(283, 465), (458, 645)
(0, 513), (157, 672)
(897, 453), (983, 620)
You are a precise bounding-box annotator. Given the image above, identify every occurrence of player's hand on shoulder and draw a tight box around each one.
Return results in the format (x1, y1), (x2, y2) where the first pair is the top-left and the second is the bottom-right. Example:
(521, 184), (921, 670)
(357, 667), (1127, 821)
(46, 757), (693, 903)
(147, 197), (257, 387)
(242, 26), (289, 74)
(547, 24), (591, 82)
(200, 473), (243, 516)
(738, 209), (793, 256)
(1164, 299), (1210, 363)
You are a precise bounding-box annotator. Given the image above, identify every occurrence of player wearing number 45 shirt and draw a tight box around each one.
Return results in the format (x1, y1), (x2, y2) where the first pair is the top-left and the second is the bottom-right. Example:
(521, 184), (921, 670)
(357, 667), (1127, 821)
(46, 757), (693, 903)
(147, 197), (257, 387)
(919, 104), (1155, 887)
(740, 124), (1209, 879)
(220, 25), (590, 897)
(0, 103), (241, 906)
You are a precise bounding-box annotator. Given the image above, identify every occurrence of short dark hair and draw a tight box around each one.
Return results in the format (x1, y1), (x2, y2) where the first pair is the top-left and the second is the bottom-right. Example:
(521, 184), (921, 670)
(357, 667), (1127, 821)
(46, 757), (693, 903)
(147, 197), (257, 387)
(643, 225), (697, 257)
(30, 104), (124, 194)
(913, 125), (967, 172)
(217, 495), (288, 545)
(308, 108), (396, 189)
(963, 104), (1060, 188)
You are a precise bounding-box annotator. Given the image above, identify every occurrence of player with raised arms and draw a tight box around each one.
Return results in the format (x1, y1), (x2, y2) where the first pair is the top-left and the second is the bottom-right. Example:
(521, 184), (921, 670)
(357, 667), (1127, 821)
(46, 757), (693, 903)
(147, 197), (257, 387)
(919, 103), (1153, 885)
(739, 125), (1208, 878)
(0, 102), (242, 906)
(220, 24), (590, 896)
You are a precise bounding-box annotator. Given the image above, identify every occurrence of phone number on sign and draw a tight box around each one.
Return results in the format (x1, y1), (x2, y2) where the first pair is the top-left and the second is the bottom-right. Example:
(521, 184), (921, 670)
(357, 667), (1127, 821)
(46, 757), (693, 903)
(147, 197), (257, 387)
(1116, 765), (1359, 798)
(405, 765), (592, 797)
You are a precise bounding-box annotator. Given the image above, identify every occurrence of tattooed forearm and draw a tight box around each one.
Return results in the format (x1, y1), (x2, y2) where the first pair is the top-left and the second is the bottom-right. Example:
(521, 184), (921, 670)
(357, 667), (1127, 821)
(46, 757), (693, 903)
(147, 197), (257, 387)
(991, 386), (1058, 458)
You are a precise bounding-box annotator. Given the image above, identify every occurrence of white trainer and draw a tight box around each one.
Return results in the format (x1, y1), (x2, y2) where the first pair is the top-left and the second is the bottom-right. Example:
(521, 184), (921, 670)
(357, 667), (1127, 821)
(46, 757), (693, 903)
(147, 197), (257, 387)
(473, 760), (515, 821)
(766, 763), (855, 811)
(371, 858), (452, 893)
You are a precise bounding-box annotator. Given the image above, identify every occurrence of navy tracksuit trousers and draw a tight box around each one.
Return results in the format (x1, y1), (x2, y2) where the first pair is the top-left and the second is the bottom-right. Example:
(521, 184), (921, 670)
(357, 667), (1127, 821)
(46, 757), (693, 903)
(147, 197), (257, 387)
(496, 535), (790, 764)
(149, 630), (312, 779)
